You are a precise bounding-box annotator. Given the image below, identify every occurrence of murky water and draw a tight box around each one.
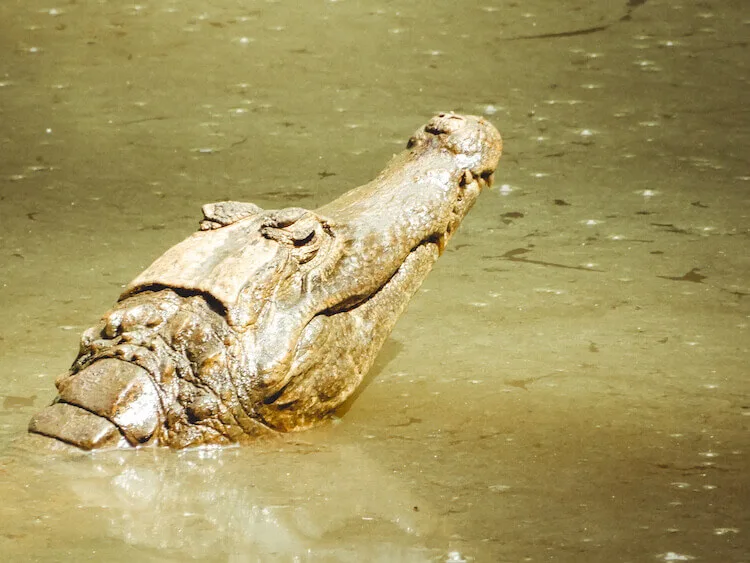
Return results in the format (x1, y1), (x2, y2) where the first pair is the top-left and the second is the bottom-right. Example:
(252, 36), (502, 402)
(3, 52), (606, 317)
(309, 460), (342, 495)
(1, 0), (748, 561)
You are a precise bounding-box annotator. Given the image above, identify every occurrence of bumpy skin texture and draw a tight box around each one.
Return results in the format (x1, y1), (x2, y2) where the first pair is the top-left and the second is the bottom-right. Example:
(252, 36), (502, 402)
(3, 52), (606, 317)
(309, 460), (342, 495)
(28, 113), (503, 450)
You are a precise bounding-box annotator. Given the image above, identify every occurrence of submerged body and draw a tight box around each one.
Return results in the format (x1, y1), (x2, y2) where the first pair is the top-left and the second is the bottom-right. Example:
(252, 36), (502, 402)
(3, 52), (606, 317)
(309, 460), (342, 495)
(28, 113), (502, 449)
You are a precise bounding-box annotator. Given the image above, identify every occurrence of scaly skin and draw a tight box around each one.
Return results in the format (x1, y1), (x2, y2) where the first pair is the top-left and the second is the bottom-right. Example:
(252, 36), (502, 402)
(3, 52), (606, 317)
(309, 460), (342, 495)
(28, 113), (503, 449)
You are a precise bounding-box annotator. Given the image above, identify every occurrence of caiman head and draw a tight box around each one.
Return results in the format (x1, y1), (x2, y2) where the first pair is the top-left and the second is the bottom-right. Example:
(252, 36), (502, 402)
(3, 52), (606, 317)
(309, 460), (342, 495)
(28, 113), (502, 449)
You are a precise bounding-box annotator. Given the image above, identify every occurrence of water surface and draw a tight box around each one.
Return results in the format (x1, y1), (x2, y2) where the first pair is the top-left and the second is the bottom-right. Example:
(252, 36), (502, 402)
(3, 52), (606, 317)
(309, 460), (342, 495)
(1, 1), (748, 561)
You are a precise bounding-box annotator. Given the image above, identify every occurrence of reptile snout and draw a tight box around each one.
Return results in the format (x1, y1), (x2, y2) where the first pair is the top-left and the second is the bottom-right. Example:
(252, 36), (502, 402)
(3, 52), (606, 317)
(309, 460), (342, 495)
(425, 112), (468, 135)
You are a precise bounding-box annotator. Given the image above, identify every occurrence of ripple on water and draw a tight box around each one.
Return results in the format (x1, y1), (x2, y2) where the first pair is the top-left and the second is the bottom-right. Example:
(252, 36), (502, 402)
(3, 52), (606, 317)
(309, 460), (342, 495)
(658, 553), (694, 562)
(543, 99), (584, 106)
(713, 527), (739, 536)
(634, 59), (662, 72)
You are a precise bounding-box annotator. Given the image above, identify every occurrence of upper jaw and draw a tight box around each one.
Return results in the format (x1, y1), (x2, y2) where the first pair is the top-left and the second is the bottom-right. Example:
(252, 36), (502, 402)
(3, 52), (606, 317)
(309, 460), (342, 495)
(411, 112), (503, 178)
(310, 112), (502, 304)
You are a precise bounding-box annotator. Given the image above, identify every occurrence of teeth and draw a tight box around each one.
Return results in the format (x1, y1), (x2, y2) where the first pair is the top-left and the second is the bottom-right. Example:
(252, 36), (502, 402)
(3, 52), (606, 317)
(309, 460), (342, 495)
(459, 169), (474, 187)
(459, 169), (497, 191)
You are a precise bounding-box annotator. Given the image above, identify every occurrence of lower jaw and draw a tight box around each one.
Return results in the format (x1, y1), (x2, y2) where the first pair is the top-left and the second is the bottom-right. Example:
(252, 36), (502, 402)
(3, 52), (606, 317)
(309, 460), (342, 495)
(28, 402), (130, 451)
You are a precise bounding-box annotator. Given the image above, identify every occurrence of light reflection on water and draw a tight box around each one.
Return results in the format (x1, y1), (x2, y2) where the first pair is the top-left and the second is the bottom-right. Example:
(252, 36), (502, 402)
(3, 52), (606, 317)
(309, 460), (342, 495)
(1, 0), (748, 561)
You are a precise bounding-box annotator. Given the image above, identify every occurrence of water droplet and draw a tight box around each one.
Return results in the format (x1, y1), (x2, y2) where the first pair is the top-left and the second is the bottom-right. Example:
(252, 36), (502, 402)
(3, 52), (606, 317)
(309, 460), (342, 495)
(659, 552), (694, 561)
(489, 484), (511, 492)
(496, 184), (513, 195)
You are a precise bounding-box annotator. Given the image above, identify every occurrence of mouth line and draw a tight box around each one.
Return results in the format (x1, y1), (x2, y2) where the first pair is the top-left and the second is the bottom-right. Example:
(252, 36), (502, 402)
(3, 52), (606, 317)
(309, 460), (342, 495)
(317, 169), (489, 318)
(316, 232), (444, 319)
(260, 236), (446, 415)
(28, 401), (130, 450)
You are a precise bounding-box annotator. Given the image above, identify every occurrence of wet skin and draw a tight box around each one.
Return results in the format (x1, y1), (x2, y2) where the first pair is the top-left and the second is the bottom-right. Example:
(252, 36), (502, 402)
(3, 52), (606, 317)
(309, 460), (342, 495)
(28, 113), (502, 449)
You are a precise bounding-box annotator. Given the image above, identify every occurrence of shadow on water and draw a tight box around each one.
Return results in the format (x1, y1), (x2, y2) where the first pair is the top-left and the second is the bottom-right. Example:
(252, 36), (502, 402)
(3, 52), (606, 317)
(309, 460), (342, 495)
(336, 338), (405, 418)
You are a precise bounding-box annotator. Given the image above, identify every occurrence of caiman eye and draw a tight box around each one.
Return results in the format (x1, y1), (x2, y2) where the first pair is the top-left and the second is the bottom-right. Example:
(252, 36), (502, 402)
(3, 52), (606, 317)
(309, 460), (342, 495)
(261, 208), (335, 264)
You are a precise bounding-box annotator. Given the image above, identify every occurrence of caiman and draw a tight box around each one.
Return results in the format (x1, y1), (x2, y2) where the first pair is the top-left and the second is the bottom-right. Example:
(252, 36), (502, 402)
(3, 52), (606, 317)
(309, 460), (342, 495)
(28, 113), (502, 449)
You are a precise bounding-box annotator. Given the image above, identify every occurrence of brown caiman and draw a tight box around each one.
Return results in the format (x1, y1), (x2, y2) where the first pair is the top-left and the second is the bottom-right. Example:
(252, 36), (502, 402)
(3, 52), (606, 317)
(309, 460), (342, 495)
(28, 113), (503, 449)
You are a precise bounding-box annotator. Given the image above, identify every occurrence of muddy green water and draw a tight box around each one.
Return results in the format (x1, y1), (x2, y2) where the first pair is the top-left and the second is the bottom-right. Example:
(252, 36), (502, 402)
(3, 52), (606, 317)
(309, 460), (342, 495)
(1, 1), (748, 561)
